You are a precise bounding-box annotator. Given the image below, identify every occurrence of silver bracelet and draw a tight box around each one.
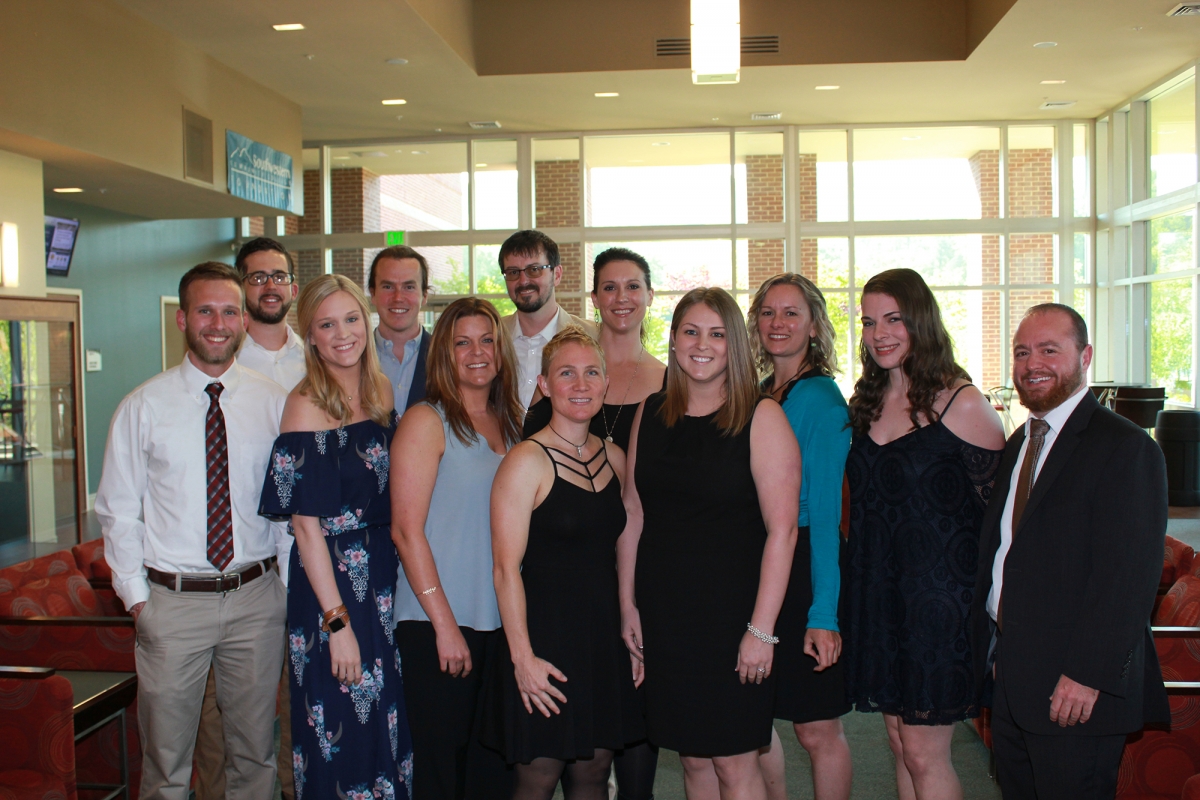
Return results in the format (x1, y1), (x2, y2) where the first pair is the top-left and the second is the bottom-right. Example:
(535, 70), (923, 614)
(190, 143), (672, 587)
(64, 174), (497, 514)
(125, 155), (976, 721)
(747, 623), (779, 645)
(421, 586), (438, 596)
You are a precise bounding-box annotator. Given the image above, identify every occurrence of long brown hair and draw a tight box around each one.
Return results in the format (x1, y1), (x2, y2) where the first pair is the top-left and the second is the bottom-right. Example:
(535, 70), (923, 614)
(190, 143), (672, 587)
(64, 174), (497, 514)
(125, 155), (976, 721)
(425, 298), (522, 447)
(847, 268), (969, 438)
(747, 273), (839, 380)
(296, 275), (393, 427)
(660, 287), (759, 435)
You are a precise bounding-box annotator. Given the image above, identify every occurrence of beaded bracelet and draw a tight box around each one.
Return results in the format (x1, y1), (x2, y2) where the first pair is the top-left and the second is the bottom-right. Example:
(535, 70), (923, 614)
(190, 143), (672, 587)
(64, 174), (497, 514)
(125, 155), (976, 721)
(747, 623), (779, 645)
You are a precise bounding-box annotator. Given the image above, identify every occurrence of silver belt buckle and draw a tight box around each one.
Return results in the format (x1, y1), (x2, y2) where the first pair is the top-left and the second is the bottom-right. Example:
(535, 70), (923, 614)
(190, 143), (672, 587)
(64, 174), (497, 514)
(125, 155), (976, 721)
(221, 570), (242, 594)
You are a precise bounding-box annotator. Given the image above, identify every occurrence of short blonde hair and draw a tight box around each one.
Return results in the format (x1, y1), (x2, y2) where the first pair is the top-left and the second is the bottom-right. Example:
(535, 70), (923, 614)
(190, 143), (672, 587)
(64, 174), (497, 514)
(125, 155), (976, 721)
(747, 273), (839, 379)
(296, 275), (392, 427)
(541, 326), (606, 376)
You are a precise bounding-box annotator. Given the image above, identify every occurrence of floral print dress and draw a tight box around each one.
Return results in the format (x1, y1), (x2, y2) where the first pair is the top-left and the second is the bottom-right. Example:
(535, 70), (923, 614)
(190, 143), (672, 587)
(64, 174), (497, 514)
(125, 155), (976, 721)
(260, 416), (414, 800)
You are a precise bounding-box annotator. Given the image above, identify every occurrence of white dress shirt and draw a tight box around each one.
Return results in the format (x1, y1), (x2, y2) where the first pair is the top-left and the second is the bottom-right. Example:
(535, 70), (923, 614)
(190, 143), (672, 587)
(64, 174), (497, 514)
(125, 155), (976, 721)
(237, 325), (307, 392)
(97, 357), (290, 610)
(986, 384), (1090, 620)
(511, 311), (562, 409)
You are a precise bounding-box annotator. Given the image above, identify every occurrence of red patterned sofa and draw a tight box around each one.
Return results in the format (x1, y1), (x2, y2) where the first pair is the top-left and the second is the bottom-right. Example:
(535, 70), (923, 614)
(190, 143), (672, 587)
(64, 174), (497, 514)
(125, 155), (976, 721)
(0, 668), (77, 800)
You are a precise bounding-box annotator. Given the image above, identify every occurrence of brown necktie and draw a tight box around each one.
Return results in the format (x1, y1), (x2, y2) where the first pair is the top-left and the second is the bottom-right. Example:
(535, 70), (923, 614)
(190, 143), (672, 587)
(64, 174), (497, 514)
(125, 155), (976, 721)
(205, 382), (234, 571)
(998, 418), (1050, 631)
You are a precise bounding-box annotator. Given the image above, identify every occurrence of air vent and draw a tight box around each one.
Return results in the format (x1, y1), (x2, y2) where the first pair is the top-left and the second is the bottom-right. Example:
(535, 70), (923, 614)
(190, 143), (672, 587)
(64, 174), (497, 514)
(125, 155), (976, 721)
(656, 38), (689, 56)
(1039, 100), (1077, 110)
(742, 35), (780, 54)
(1167, 3), (1200, 15)
(183, 108), (213, 184)
(351, 151), (389, 158)
(750, 112), (782, 121)
(468, 120), (502, 130)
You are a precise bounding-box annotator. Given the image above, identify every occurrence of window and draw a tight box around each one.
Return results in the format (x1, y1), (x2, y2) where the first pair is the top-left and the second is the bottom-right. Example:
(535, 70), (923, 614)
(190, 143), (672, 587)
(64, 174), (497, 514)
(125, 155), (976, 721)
(1150, 280), (1194, 406)
(1150, 73), (1197, 197)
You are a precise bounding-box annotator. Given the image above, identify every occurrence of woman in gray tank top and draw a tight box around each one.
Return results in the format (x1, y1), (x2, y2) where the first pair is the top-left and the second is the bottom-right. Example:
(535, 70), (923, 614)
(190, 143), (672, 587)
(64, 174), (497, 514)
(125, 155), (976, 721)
(390, 298), (524, 800)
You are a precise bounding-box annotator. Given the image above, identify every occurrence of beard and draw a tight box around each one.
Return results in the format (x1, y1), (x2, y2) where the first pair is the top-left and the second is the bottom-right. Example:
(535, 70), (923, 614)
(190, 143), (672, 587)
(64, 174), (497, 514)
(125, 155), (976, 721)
(1015, 362), (1085, 413)
(513, 291), (550, 314)
(247, 293), (293, 324)
(186, 326), (245, 366)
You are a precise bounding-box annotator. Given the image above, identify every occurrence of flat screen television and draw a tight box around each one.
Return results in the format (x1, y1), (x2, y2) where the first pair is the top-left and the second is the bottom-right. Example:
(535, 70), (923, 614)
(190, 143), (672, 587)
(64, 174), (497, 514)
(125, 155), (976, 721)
(44, 216), (80, 277)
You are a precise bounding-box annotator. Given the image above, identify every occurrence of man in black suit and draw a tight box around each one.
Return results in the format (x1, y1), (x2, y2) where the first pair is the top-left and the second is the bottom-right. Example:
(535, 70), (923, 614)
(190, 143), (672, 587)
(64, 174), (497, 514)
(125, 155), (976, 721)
(369, 245), (431, 414)
(972, 303), (1170, 798)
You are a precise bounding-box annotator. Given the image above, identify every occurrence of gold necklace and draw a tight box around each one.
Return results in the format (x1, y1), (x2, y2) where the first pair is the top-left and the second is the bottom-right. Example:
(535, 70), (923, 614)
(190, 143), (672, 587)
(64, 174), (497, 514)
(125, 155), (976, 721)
(601, 345), (644, 443)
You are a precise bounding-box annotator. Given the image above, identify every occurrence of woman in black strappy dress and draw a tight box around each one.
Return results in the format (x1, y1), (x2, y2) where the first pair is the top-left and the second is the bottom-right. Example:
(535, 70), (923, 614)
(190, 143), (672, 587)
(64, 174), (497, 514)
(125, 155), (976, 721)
(487, 328), (644, 800)
(843, 269), (1006, 800)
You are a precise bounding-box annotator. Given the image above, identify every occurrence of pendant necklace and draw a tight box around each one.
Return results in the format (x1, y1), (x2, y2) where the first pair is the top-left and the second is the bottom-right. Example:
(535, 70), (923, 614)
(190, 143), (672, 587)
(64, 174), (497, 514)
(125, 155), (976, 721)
(548, 422), (587, 459)
(601, 345), (644, 442)
(772, 359), (809, 401)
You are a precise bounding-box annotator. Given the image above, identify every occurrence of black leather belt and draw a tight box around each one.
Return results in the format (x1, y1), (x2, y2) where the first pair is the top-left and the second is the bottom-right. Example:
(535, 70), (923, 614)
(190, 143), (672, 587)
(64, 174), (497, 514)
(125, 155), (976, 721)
(147, 557), (276, 593)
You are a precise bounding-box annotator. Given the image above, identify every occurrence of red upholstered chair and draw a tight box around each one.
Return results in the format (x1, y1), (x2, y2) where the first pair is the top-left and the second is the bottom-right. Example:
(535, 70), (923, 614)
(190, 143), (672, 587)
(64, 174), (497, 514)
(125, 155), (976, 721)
(69, 539), (122, 617)
(1158, 537), (1197, 617)
(1185, 774), (1200, 800)
(1117, 575), (1200, 798)
(0, 669), (77, 800)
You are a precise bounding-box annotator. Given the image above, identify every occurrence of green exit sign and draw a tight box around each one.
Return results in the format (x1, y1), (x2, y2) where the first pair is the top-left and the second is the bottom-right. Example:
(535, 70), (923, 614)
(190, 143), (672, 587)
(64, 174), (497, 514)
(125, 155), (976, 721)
(385, 230), (406, 246)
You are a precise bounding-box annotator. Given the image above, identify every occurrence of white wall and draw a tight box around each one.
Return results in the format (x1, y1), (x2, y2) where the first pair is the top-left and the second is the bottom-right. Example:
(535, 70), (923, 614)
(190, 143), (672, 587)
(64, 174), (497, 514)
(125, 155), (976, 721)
(0, 149), (46, 298)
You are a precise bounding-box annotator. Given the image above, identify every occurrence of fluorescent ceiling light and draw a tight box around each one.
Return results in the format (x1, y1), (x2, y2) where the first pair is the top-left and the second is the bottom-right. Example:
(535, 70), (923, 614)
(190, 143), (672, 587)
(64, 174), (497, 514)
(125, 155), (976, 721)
(1040, 79), (1067, 84)
(1033, 41), (1057, 48)
(595, 92), (620, 97)
(386, 58), (409, 66)
(272, 23), (305, 31)
(652, 142), (671, 147)
(691, 0), (740, 85)
(814, 85), (840, 91)
(475, 163), (488, 168)
(382, 99), (407, 105)
(52, 187), (83, 193)
(1, 223), (18, 288)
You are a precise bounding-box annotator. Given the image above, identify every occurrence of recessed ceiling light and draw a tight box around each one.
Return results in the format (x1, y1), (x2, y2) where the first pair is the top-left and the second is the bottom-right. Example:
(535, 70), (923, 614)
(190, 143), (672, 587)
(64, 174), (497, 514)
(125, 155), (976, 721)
(411, 150), (427, 155)
(594, 92), (619, 98)
(333, 156), (350, 160)
(1033, 41), (1057, 48)
(434, 129), (442, 133)
(815, 85), (840, 90)
(475, 163), (488, 168)
(395, 115), (404, 121)
(304, 54), (315, 61)
(712, 117), (720, 121)
(1040, 79), (1067, 84)
(52, 187), (83, 193)
(272, 23), (305, 31)
(382, 98), (407, 105)
(386, 58), (409, 66)
(652, 142), (671, 146)
(901, 136), (922, 141)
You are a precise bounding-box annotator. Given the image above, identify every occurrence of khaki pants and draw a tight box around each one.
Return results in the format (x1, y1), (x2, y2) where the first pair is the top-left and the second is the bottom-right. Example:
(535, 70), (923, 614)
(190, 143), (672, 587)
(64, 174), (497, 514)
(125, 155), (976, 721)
(135, 570), (286, 800)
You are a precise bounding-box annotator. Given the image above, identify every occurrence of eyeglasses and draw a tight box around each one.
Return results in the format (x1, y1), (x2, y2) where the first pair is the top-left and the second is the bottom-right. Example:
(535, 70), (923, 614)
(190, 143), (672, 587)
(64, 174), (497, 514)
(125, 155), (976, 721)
(501, 264), (552, 282)
(244, 271), (296, 286)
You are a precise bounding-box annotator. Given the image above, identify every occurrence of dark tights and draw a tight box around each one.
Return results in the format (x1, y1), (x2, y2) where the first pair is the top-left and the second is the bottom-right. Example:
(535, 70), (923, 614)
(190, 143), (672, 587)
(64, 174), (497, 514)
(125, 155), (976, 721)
(613, 740), (658, 800)
(513, 751), (614, 800)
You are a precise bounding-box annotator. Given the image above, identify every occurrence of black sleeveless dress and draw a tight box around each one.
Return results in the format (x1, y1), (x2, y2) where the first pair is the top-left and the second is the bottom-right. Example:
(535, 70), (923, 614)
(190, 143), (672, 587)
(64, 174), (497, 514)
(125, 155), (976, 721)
(634, 393), (774, 756)
(843, 385), (1003, 724)
(484, 442), (644, 763)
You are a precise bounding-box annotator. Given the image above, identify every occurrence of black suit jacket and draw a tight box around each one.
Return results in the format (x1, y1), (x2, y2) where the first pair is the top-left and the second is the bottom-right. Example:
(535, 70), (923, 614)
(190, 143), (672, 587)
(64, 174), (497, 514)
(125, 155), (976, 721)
(970, 390), (1170, 736)
(403, 329), (431, 411)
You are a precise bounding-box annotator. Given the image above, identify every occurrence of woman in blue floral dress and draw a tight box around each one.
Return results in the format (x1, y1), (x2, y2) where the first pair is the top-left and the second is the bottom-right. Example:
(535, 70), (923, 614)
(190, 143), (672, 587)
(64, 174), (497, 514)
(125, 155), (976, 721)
(260, 274), (414, 800)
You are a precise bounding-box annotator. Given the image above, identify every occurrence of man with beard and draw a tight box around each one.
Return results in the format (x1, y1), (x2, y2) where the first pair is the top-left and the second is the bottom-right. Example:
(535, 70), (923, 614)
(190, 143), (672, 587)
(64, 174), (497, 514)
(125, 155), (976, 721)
(497, 229), (598, 408)
(98, 262), (289, 800)
(235, 237), (305, 391)
(971, 303), (1169, 799)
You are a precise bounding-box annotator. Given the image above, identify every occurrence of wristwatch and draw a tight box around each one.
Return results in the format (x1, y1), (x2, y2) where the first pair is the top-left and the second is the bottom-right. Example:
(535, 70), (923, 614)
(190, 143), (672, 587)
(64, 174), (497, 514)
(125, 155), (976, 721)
(326, 614), (347, 633)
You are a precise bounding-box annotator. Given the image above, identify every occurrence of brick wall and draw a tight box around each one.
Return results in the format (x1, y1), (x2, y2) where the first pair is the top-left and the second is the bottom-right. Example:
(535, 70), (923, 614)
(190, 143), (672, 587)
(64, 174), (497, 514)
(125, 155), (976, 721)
(745, 154), (788, 291)
(1008, 149), (1054, 218)
(535, 160), (583, 316)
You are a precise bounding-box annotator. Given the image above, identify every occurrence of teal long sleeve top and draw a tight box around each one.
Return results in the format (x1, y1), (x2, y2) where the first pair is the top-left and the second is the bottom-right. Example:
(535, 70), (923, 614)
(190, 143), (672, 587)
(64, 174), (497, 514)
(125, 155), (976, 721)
(777, 373), (851, 632)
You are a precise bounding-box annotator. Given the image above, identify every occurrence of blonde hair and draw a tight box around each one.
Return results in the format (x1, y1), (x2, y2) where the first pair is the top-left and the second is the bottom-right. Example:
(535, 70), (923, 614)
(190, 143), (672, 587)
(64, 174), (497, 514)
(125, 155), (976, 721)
(296, 275), (393, 427)
(660, 287), (760, 435)
(541, 326), (606, 376)
(425, 298), (523, 448)
(747, 273), (839, 380)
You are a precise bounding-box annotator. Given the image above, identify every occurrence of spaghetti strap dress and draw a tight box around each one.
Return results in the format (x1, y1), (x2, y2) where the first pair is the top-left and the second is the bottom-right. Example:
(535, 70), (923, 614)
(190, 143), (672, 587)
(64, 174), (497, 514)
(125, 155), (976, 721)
(483, 442), (644, 763)
(259, 416), (415, 799)
(634, 392), (774, 756)
(843, 385), (1003, 724)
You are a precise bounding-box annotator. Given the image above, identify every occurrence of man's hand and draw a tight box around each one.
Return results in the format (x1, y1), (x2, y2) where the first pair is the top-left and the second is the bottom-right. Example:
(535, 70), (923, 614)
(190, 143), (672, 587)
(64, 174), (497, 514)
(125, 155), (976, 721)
(129, 602), (146, 622)
(1049, 674), (1099, 726)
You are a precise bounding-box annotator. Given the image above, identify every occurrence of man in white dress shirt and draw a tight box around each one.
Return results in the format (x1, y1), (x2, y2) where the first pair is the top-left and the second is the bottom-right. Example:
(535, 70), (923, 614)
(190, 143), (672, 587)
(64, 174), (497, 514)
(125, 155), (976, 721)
(98, 262), (289, 800)
(497, 230), (597, 408)
(234, 237), (306, 391)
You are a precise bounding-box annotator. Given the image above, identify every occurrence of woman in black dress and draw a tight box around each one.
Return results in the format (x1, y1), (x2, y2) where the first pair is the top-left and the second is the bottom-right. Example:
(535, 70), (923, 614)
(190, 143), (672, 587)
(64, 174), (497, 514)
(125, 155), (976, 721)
(619, 287), (801, 799)
(843, 269), (1005, 800)
(489, 328), (644, 799)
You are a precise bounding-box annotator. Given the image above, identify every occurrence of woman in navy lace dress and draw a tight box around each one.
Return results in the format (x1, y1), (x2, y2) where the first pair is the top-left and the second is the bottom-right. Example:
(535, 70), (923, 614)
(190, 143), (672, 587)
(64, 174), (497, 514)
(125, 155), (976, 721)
(260, 274), (414, 800)
(844, 269), (1004, 800)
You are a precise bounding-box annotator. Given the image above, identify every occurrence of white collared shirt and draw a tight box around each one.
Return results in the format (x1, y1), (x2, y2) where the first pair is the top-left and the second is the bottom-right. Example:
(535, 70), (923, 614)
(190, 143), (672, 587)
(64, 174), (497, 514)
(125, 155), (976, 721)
(987, 384), (1090, 620)
(513, 311), (562, 408)
(237, 325), (307, 392)
(97, 357), (290, 610)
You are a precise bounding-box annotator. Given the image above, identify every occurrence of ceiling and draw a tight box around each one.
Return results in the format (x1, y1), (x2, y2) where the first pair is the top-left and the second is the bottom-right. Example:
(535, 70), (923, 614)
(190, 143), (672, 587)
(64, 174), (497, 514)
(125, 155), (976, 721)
(109, 0), (1199, 145)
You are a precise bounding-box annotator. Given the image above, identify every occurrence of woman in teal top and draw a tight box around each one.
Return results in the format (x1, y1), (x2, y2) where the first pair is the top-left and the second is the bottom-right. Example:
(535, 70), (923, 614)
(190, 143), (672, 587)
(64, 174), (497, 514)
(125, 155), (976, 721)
(748, 273), (853, 800)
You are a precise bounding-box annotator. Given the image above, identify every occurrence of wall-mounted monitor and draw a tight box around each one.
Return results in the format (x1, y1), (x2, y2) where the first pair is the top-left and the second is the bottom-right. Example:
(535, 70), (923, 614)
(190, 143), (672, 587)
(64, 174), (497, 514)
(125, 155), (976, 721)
(45, 216), (80, 277)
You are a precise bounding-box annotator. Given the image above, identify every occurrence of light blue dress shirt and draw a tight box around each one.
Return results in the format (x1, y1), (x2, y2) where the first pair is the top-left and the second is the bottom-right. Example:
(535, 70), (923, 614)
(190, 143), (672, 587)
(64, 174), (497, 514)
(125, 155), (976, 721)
(375, 328), (422, 416)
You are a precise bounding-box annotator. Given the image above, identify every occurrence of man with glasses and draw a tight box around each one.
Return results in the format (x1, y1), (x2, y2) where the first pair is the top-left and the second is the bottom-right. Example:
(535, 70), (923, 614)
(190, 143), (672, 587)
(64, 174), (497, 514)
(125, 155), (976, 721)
(234, 237), (306, 391)
(498, 229), (597, 408)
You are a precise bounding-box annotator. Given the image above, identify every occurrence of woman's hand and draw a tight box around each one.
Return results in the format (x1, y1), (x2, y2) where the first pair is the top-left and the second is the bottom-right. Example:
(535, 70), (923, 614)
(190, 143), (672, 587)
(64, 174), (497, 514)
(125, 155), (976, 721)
(329, 625), (363, 686)
(513, 654), (568, 718)
(631, 653), (644, 689)
(622, 605), (645, 662)
(736, 631), (774, 685)
(803, 628), (842, 672)
(436, 625), (473, 678)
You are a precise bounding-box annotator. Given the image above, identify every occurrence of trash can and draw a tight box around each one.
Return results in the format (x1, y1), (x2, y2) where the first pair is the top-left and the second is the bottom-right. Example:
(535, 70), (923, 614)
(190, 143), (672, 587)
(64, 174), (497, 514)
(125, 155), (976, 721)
(1156, 409), (1200, 506)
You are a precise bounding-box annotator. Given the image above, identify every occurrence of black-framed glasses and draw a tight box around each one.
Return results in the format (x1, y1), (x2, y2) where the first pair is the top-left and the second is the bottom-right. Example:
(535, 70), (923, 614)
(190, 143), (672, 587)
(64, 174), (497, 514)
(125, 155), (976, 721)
(501, 264), (552, 282)
(244, 271), (296, 286)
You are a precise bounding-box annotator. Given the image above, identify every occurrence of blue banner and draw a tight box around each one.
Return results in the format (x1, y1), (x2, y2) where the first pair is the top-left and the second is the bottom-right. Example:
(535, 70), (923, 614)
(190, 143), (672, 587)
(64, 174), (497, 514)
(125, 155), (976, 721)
(226, 130), (294, 212)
